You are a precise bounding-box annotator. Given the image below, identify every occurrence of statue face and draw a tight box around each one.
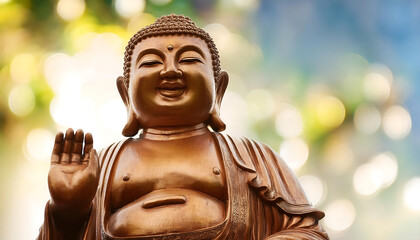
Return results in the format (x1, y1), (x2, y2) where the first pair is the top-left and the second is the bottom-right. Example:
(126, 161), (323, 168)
(128, 35), (216, 128)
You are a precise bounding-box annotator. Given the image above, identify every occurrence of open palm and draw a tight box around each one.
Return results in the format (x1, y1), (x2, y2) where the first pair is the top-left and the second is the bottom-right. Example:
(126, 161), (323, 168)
(48, 128), (99, 215)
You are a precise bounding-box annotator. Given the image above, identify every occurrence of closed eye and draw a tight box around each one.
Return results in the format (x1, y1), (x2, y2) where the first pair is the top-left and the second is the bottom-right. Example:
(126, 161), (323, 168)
(179, 57), (203, 64)
(139, 60), (162, 68)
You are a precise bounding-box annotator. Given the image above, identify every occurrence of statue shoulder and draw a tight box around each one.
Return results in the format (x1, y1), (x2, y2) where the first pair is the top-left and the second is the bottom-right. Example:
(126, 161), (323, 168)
(216, 133), (288, 174)
(98, 138), (132, 168)
(217, 133), (325, 219)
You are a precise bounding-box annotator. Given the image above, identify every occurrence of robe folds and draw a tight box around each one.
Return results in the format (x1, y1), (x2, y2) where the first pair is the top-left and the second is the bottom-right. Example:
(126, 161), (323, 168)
(38, 133), (329, 240)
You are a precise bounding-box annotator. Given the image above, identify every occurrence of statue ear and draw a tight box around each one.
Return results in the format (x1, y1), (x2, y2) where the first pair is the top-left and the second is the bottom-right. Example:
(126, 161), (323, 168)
(207, 71), (229, 132)
(117, 76), (141, 137)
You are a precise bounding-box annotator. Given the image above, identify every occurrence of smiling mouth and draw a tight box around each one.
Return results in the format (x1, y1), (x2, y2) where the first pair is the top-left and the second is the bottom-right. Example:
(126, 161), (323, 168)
(156, 81), (186, 98)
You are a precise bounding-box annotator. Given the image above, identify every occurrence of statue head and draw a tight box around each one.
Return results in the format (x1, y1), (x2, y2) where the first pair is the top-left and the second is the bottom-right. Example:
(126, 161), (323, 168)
(117, 14), (229, 137)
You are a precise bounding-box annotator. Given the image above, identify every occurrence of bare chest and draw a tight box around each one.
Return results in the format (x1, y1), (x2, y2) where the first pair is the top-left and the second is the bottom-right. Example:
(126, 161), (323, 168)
(109, 135), (227, 211)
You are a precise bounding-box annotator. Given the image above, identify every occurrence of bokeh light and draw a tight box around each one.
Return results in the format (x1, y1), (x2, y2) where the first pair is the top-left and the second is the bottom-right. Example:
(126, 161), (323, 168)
(45, 32), (125, 135)
(382, 105), (412, 140)
(324, 199), (356, 232)
(246, 89), (275, 120)
(8, 85), (35, 117)
(363, 72), (391, 104)
(299, 175), (326, 206)
(204, 24), (231, 52)
(370, 152), (398, 188)
(353, 163), (381, 195)
(99, 98), (126, 135)
(404, 178), (420, 211)
(275, 103), (304, 138)
(127, 13), (156, 34)
(221, 91), (249, 136)
(353, 152), (398, 196)
(50, 95), (96, 130)
(10, 53), (36, 83)
(354, 104), (381, 134)
(279, 138), (309, 170)
(24, 129), (54, 163)
(56, 0), (86, 21)
(44, 52), (82, 95)
(115, 0), (146, 19)
(315, 96), (346, 129)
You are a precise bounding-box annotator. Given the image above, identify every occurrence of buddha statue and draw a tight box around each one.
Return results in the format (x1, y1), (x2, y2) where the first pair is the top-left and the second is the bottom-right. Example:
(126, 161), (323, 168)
(38, 14), (329, 240)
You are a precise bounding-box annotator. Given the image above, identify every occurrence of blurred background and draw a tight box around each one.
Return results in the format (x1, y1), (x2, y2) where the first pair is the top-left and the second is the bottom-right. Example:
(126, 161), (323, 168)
(0, 0), (419, 239)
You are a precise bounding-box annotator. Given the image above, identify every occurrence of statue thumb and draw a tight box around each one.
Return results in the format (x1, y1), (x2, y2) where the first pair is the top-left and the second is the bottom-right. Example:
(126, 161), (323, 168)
(87, 149), (99, 174)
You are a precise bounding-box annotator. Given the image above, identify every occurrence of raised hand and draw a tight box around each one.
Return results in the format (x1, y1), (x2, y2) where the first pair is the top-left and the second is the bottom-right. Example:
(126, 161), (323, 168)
(48, 128), (99, 218)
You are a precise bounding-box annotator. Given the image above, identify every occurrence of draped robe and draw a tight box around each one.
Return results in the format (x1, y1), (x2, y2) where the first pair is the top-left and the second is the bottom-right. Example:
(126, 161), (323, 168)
(38, 133), (329, 240)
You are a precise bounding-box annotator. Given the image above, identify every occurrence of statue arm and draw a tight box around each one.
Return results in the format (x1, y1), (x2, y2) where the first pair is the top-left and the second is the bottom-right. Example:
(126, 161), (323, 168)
(38, 129), (100, 240)
(37, 200), (92, 240)
(255, 142), (329, 240)
(220, 134), (329, 240)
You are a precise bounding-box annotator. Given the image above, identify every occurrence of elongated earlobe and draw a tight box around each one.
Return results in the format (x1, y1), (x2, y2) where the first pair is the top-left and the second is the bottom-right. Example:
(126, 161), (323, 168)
(122, 107), (141, 137)
(207, 71), (229, 132)
(207, 110), (226, 132)
(117, 76), (141, 137)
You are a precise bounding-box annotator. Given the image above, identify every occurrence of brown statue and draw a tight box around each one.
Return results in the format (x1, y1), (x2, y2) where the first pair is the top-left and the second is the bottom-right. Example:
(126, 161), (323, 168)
(38, 15), (329, 240)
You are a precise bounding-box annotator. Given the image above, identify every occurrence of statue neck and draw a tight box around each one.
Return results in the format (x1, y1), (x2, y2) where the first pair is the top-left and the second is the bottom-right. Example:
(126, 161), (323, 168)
(141, 123), (210, 141)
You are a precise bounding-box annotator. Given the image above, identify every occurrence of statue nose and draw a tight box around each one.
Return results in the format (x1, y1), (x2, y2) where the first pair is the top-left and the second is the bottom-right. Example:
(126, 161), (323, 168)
(160, 63), (183, 79)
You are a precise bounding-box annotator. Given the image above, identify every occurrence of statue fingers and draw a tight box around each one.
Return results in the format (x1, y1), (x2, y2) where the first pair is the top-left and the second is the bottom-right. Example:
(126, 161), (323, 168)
(71, 129), (84, 164)
(61, 128), (74, 164)
(83, 132), (93, 158)
(51, 132), (64, 164)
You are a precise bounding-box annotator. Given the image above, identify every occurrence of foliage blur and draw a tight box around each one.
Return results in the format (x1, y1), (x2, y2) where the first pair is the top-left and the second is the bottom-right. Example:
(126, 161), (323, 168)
(0, 0), (419, 239)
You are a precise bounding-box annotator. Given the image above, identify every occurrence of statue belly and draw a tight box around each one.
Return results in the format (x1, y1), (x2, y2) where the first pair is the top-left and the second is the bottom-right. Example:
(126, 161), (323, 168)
(107, 188), (226, 236)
